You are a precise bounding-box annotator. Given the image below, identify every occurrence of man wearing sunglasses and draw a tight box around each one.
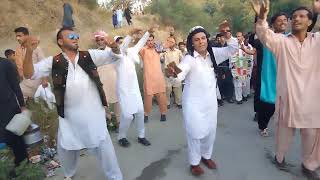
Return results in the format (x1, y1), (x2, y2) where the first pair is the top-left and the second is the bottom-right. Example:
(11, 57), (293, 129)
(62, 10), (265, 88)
(22, 27), (123, 180)
(218, 21), (236, 104)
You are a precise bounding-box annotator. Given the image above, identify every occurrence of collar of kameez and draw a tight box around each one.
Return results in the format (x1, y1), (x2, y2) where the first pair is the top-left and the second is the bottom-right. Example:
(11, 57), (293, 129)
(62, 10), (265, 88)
(193, 50), (209, 59)
(60, 51), (80, 63)
(189, 26), (205, 34)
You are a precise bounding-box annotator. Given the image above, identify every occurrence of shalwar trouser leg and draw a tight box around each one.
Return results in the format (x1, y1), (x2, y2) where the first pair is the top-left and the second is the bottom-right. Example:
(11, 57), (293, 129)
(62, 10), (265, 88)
(166, 85), (173, 106)
(118, 109), (145, 139)
(233, 79), (243, 102)
(58, 133), (122, 179)
(257, 101), (275, 130)
(144, 92), (167, 115)
(187, 130), (216, 166)
(243, 78), (251, 98)
(172, 86), (182, 105)
(276, 122), (320, 171)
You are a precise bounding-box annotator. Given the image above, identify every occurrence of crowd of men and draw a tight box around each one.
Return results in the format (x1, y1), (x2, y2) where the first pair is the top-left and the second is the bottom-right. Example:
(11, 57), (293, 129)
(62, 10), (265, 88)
(1, 0), (320, 180)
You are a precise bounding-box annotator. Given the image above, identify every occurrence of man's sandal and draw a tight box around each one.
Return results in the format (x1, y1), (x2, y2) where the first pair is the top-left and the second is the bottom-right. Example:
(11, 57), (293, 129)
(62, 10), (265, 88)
(260, 128), (269, 137)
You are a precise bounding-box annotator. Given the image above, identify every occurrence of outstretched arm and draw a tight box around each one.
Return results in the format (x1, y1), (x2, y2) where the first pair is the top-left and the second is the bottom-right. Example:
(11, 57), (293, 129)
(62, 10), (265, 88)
(251, 0), (284, 56)
(132, 31), (150, 54)
(130, 26), (157, 54)
(90, 48), (121, 66)
(212, 37), (238, 65)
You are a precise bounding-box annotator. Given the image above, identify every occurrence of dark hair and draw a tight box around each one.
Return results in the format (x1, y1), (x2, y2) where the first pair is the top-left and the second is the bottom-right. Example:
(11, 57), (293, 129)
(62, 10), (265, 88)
(14, 27), (29, 35)
(292, 6), (313, 20)
(271, 12), (289, 24)
(178, 42), (185, 46)
(215, 33), (224, 38)
(149, 34), (155, 39)
(236, 32), (244, 36)
(4, 49), (15, 58)
(186, 27), (218, 69)
(56, 27), (74, 46)
(115, 36), (124, 43)
(167, 36), (176, 42)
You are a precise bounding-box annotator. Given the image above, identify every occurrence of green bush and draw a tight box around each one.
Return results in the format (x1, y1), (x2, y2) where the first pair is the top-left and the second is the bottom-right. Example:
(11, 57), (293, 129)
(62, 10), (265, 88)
(26, 99), (58, 148)
(0, 149), (14, 180)
(147, 0), (313, 33)
(147, 0), (216, 34)
(0, 150), (45, 180)
(15, 160), (46, 180)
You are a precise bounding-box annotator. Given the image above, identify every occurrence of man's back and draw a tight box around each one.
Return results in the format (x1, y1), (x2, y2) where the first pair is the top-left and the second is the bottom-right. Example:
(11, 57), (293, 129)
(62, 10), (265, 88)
(0, 58), (19, 103)
(0, 58), (24, 128)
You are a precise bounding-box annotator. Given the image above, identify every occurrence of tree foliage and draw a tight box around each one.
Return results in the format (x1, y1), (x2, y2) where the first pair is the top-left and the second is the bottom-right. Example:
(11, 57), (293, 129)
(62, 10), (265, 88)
(148, 0), (314, 34)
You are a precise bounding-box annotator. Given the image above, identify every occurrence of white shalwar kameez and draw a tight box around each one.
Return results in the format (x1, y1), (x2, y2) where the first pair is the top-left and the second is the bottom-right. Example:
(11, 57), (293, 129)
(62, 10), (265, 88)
(231, 45), (254, 102)
(115, 32), (150, 140)
(31, 50), (123, 180)
(172, 39), (238, 165)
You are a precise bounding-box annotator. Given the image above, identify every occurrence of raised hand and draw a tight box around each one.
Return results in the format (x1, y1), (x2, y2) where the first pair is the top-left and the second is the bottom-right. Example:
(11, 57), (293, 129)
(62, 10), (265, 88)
(250, 0), (269, 20)
(313, 0), (320, 14)
(25, 36), (39, 51)
(104, 36), (120, 54)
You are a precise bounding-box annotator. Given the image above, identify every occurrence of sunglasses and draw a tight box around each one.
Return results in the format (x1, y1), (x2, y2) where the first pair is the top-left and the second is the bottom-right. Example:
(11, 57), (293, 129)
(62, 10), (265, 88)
(68, 33), (80, 40)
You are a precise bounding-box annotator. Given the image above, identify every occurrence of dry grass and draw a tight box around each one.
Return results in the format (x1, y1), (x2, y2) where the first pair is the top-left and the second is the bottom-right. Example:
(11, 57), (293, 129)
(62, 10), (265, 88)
(0, 0), (183, 57)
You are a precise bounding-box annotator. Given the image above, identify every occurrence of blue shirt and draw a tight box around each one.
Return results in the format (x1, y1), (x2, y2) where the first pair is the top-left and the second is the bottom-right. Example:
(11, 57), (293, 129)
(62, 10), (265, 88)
(260, 46), (277, 104)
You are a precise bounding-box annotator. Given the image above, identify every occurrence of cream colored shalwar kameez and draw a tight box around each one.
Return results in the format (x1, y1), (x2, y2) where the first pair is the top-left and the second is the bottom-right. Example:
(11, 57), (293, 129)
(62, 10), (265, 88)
(256, 19), (320, 171)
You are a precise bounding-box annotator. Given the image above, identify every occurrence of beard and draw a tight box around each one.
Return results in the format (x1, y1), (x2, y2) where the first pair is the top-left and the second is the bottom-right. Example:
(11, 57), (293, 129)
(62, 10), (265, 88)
(65, 43), (79, 51)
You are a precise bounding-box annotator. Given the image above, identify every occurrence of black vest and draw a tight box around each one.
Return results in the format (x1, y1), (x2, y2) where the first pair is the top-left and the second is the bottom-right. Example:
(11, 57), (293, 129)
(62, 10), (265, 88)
(52, 51), (108, 118)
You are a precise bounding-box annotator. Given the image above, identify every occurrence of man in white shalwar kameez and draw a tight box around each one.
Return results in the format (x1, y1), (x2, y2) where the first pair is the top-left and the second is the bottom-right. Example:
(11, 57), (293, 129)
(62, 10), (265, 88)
(165, 26), (238, 176)
(23, 27), (122, 180)
(114, 28), (154, 147)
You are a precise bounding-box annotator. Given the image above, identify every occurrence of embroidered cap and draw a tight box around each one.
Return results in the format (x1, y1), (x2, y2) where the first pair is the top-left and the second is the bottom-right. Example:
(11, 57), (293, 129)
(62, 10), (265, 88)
(189, 26), (205, 34)
(94, 30), (108, 38)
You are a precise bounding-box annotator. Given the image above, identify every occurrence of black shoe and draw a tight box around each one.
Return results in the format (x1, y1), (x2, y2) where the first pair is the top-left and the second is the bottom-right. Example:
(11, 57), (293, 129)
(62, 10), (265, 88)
(227, 99), (234, 104)
(236, 100), (243, 105)
(118, 138), (130, 147)
(144, 116), (148, 123)
(242, 96), (248, 102)
(177, 105), (182, 109)
(302, 163), (320, 180)
(274, 156), (286, 170)
(138, 137), (151, 146)
(218, 100), (224, 107)
(167, 104), (170, 109)
(160, 114), (166, 122)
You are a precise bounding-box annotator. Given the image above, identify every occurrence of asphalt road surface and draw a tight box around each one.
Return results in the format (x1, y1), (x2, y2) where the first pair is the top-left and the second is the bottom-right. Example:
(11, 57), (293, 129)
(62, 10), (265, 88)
(49, 99), (318, 180)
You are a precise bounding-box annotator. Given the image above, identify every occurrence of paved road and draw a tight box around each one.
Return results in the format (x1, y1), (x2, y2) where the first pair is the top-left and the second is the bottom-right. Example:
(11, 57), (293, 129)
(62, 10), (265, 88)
(49, 99), (318, 180)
